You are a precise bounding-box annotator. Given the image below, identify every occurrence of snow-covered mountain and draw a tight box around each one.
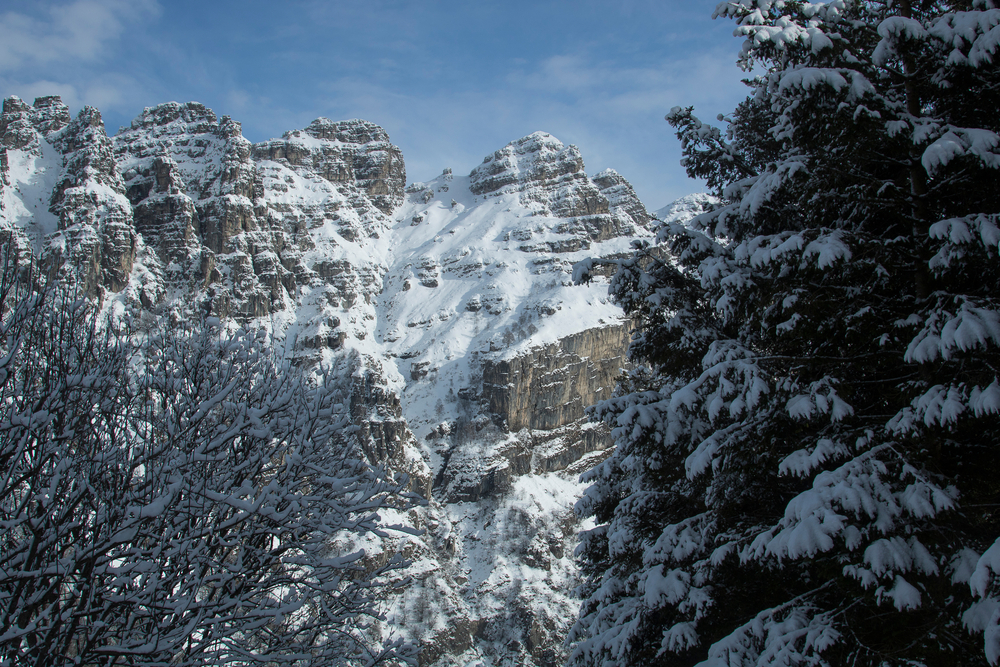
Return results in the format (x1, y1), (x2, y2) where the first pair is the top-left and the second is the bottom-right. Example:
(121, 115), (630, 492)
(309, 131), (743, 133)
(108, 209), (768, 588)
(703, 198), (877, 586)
(0, 94), (704, 666)
(652, 191), (718, 225)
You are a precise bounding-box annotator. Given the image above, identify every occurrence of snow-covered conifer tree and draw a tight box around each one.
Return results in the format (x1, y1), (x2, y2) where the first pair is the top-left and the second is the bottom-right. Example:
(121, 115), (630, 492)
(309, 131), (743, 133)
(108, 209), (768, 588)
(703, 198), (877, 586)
(0, 258), (418, 666)
(571, 1), (1000, 664)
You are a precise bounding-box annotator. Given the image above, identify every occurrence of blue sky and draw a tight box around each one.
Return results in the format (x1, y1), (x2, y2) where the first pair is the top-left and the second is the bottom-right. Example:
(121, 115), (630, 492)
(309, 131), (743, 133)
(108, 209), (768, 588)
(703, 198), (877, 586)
(0, 0), (751, 208)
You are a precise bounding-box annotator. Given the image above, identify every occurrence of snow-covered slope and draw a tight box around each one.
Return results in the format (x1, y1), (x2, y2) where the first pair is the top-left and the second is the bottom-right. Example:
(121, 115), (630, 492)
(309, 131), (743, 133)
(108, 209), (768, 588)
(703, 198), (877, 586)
(652, 191), (718, 224)
(0, 110), (62, 256)
(2, 95), (709, 667)
(381, 164), (645, 441)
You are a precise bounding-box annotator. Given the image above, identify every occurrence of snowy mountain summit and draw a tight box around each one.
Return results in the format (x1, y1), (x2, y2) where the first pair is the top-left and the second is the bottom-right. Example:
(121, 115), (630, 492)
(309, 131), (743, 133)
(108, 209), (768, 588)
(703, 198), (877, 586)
(0, 95), (703, 666)
(652, 191), (718, 225)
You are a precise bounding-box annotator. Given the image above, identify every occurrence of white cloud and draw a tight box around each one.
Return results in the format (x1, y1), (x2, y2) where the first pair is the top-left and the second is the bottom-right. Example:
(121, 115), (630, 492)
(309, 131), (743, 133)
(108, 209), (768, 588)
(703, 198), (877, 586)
(2, 71), (136, 108)
(294, 47), (747, 207)
(0, 0), (159, 73)
(0, 1), (160, 132)
(507, 48), (746, 119)
(0, 70), (154, 139)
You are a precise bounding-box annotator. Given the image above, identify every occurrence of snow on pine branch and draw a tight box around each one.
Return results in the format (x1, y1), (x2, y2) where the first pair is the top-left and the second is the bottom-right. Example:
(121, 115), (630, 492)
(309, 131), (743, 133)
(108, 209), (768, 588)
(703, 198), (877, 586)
(715, 0), (846, 67)
(745, 444), (955, 562)
(883, 382), (1000, 432)
(778, 438), (852, 478)
(775, 67), (876, 104)
(905, 297), (1000, 363)
(922, 127), (1000, 176)
(733, 230), (852, 269)
(926, 8), (1000, 67)
(574, 0), (1000, 663)
(643, 511), (717, 568)
(873, 16), (931, 68)
(723, 161), (807, 220)
(930, 213), (1000, 263)
(969, 538), (1000, 664)
(695, 593), (840, 667)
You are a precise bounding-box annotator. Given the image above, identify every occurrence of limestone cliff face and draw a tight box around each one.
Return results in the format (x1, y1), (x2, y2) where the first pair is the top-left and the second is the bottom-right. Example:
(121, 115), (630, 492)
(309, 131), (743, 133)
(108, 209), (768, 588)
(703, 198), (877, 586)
(382, 132), (649, 509)
(433, 323), (629, 506)
(482, 324), (631, 432)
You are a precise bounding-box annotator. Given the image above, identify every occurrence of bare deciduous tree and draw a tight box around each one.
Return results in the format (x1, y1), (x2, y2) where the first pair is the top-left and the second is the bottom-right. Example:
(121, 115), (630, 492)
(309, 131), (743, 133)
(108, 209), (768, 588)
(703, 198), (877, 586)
(0, 259), (418, 666)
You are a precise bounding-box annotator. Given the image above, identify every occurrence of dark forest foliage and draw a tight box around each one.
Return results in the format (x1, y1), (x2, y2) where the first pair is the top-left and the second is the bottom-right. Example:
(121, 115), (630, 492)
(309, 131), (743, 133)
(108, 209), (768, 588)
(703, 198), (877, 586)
(571, 1), (1000, 665)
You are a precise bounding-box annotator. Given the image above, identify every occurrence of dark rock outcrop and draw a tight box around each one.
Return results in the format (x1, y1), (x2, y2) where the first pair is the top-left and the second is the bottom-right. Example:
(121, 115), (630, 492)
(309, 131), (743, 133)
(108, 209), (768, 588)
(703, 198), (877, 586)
(482, 324), (631, 431)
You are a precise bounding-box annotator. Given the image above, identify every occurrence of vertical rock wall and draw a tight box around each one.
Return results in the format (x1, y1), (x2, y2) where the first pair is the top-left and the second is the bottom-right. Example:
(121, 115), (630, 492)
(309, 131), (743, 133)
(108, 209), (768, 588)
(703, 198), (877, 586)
(481, 324), (631, 432)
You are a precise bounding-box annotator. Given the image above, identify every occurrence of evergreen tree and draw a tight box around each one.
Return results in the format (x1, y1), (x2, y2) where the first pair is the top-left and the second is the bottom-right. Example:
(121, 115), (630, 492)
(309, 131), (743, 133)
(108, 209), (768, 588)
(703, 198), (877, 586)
(570, 1), (1000, 664)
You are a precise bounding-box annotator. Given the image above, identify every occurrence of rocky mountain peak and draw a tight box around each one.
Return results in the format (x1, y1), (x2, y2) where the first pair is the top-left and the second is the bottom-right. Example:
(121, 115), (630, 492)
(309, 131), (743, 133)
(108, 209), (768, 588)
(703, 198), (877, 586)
(2, 99), (138, 297)
(591, 167), (651, 229)
(469, 131), (585, 197)
(51, 107), (119, 180)
(218, 114), (244, 140)
(113, 102), (282, 317)
(469, 131), (619, 225)
(301, 117), (391, 145)
(0, 95), (71, 152)
(125, 101), (219, 135)
(0, 97), (39, 153)
(255, 117), (405, 214)
(653, 191), (719, 225)
(464, 132), (651, 245)
(115, 101), (261, 203)
(32, 96), (72, 136)
(371, 134), (664, 664)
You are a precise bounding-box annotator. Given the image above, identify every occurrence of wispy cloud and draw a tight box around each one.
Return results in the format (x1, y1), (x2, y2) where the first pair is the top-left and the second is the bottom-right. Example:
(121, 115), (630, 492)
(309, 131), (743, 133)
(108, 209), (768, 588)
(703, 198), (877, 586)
(0, 0), (159, 72)
(0, 0), (160, 132)
(0, 72), (138, 111)
(284, 44), (748, 207)
(507, 49), (746, 118)
(0, 0), (749, 207)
